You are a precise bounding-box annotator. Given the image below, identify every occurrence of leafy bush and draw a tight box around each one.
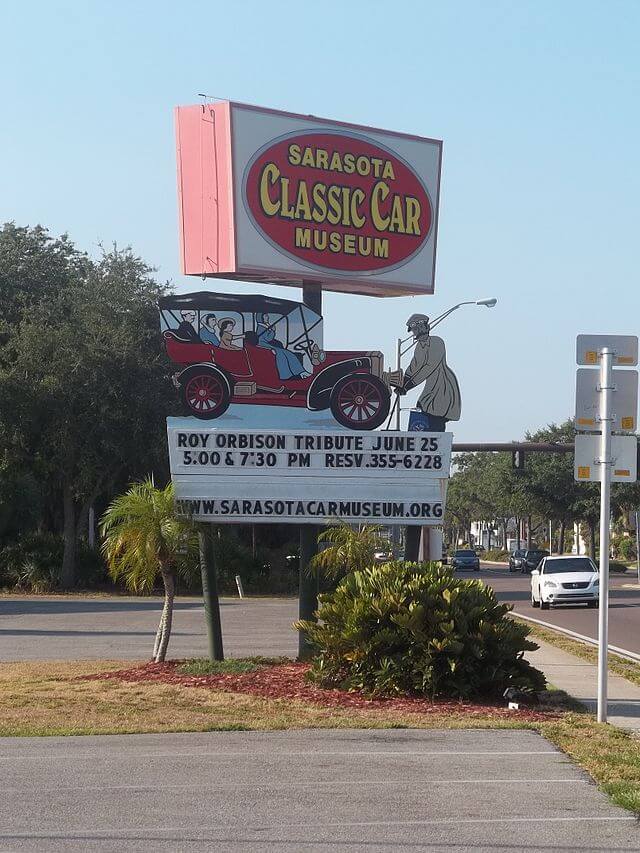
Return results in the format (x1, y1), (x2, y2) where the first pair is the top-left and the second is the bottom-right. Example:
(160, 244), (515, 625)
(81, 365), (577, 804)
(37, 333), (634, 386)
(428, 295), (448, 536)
(609, 561), (628, 574)
(1, 533), (64, 591)
(296, 561), (545, 700)
(76, 543), (109, 588)
(613, 535), (635, 562)
(483, 549), (510, 562)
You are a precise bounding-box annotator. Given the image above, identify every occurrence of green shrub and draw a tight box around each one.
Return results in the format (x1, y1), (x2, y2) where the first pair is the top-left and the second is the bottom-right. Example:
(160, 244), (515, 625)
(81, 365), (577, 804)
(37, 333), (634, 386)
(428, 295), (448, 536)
(483, 549), (510, 562)
(296, 561), (545, 700)
(613, 536), (635, 561)
(1, 533), (64, 591)
(609, 561), (628, 574)
(76, 543), (109, 587)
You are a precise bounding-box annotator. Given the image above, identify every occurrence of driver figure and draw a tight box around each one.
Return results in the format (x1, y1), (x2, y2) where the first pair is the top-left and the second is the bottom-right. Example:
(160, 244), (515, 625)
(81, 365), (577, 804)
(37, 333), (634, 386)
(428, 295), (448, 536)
(256, 312), (309, 379)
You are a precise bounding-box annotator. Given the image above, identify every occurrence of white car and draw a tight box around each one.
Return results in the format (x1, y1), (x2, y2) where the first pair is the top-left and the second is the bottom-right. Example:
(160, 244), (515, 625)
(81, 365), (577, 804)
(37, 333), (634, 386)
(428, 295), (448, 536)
(531, 555), (599, 610)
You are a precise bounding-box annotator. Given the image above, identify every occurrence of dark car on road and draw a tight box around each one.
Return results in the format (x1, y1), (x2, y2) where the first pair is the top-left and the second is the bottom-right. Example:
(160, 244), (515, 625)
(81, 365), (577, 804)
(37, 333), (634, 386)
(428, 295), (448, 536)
(451, 550), (480, 572)
(519, 549), (549, 574)
(509, 548), (526, 572)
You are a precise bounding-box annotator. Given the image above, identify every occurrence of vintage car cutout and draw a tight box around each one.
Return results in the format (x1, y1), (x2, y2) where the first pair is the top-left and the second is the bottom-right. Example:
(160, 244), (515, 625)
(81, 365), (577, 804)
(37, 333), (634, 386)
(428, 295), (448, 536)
(159, 292), (392, 430)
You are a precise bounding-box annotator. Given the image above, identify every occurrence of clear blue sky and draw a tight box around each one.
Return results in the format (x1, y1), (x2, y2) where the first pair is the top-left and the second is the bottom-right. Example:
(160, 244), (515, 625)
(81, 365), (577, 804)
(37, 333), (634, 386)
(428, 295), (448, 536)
(2, 0), (639, 441)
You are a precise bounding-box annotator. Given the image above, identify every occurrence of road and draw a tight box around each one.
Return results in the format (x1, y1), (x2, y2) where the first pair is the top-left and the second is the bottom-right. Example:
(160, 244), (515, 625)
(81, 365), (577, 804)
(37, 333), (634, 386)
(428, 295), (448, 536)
(1, 565), (639, 661)
(1, 728), (637, 851)
(476, 563), (640, 657)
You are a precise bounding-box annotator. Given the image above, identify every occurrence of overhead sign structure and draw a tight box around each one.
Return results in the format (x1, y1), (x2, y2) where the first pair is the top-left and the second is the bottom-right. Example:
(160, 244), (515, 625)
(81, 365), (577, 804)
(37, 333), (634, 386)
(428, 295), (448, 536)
(175, 101), (442, 297)
(169, 426), (452, 524)
(575, 368), (638, 432)
(576, 334), (638, 367)
(574, 433), (638, 482)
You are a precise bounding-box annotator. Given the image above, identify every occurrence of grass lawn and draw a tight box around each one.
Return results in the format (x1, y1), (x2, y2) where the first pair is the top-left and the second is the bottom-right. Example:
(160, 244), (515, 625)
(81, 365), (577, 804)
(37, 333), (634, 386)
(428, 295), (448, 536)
(1, 656), (640, 815)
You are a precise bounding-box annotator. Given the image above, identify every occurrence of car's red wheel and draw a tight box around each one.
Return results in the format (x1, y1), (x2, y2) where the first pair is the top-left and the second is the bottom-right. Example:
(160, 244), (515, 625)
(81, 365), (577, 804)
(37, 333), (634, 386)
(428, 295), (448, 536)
(180, 370), (230, 420)
(329, 374), (390, 430)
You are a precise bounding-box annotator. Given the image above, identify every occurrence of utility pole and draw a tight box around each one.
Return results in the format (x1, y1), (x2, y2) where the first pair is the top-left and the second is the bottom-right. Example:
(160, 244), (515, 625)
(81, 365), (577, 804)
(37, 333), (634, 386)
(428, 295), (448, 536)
(596, 347), (614, 723)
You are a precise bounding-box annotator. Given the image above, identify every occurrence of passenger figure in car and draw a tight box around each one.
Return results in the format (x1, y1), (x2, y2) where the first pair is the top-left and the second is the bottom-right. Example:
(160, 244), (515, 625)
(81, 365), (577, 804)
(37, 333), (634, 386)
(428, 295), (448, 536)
(219, 318), (243, 350)
(200, 313), (220, 346)
(176, 310), (201, 342)
(256, 312), (308, 379)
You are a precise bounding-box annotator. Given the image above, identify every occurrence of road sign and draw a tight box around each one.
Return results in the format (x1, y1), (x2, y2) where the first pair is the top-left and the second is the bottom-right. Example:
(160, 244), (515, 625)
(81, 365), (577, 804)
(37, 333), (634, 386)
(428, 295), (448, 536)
(168, 425), (452, 524)
(575, 368), (638, 432)
(576, 334), (638, 367)
(574, 433), (638, 482)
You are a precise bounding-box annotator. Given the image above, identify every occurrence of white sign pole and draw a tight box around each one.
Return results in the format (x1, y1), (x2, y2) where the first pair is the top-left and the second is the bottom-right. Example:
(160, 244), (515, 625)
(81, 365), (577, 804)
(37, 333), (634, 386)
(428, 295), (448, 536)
(597, 347), (614, 724)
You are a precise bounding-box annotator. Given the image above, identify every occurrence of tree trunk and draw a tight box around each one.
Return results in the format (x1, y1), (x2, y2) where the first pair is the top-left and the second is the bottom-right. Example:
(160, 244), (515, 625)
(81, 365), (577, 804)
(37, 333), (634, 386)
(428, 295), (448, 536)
(155, 570), (175, 663)
(152, 615), (163, 661)
(588, 520), (597, 560)
(515, 517), (521, 550)
(559, 519), (566, 554)
(61, 482), (76, 588)
(502, 520), (508, 550)
(526, 515), (532, 549)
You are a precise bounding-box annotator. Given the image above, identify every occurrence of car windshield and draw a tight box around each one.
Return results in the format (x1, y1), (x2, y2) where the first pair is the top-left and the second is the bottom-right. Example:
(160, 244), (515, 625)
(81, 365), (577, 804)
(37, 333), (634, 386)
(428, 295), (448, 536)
(544, 558), (597, 575)
(526, 551), (547, 558)
(455, 551), (476, 557)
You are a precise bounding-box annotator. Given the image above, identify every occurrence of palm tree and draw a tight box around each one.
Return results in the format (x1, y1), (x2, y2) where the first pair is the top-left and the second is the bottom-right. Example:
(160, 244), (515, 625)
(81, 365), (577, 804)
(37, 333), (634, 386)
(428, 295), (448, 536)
(308, 523), (387, 580)
(100, 479), (198, 662)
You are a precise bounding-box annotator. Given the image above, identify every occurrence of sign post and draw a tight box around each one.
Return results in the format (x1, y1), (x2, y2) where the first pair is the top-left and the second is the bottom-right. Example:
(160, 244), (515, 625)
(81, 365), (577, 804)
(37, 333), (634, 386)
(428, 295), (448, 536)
(575, 334), (639, 724)
(596, 348), (613, 723)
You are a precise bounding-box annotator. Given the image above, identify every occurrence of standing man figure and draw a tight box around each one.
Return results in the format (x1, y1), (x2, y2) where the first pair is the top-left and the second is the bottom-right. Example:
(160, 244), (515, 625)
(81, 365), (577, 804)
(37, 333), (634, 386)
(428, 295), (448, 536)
(395, 313), (461, 431)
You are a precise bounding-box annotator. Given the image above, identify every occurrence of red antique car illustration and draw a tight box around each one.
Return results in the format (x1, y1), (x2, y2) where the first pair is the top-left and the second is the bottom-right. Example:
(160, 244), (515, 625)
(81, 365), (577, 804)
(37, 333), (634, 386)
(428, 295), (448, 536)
(159, 292), (392, 430)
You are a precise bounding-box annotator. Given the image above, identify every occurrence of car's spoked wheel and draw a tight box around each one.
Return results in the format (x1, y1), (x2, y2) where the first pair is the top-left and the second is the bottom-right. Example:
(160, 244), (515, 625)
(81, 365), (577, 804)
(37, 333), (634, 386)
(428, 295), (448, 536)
(330, 374), (390, 430)
(181, 371), (230, 419)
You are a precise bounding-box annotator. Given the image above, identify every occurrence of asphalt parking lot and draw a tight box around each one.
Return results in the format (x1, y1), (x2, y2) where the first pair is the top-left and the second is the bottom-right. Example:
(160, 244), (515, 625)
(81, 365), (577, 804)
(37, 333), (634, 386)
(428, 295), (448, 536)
(0, 595), (298, 661)
(1, 728), (637, 852)
(3, 564), (640, 663)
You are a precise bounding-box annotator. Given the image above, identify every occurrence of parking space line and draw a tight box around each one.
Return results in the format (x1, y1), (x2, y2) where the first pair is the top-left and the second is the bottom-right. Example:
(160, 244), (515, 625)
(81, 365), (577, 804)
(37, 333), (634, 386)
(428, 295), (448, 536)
(5, 778), (586, 793)
(0, 749), (561, 760)
(2, 816), (634, 838)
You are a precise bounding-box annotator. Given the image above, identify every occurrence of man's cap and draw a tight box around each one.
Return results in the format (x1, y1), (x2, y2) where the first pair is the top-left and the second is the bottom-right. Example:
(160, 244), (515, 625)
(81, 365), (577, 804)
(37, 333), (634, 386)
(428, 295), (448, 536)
(407, 313), (430, 329)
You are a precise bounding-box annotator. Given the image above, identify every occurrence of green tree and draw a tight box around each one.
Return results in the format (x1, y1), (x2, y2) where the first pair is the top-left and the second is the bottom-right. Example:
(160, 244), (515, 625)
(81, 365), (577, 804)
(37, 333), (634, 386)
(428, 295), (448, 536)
(100, 480), (198, 662)
(308, 523), (386, 580)
(0, 224), (174, 585)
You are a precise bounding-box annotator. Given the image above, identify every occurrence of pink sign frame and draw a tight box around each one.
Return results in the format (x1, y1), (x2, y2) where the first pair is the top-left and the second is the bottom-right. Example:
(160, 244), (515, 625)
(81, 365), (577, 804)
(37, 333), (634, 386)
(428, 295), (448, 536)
(175, 101), (443, 297)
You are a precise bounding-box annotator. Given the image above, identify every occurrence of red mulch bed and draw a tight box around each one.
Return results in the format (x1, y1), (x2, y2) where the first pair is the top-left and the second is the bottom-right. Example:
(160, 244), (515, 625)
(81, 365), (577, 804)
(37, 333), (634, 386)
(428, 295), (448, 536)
(80, 661), (559, 722)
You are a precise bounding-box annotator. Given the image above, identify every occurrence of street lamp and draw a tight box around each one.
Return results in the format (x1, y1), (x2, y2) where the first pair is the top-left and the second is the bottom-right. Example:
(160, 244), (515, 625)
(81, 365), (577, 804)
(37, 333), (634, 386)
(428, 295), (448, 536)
(394, 297), (498, 428)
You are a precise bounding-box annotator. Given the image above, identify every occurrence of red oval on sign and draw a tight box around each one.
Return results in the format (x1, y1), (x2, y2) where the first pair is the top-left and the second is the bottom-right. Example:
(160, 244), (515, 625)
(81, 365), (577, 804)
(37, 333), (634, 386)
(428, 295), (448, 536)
(243, 132), (432, 273)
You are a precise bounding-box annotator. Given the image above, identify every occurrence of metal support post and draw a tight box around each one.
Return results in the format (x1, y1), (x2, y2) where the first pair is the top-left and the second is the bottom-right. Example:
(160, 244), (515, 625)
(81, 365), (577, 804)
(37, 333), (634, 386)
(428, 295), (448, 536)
(597, 347), (614, 723)
(198, 525), (224, 661)
(298, 524), (320, 659)
(636, 510), (640, 586)
(395, 337), (402, 430)
(297, 280), (322, 660)
(405, 525), (421, 562)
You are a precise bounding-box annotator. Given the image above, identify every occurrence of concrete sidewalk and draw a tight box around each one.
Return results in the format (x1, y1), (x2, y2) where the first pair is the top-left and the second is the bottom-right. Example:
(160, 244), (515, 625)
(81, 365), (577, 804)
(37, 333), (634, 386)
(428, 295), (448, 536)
(527, 638), (640, 730)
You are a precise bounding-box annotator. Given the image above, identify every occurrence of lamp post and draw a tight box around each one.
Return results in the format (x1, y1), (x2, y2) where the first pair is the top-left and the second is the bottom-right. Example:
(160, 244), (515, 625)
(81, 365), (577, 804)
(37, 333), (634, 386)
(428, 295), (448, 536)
(394, 298), (497, 430)
(397, 297), (497, 563)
